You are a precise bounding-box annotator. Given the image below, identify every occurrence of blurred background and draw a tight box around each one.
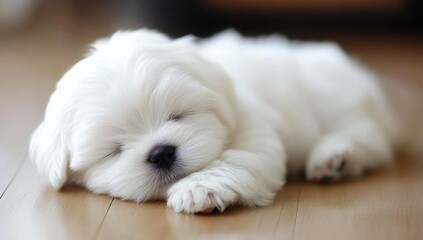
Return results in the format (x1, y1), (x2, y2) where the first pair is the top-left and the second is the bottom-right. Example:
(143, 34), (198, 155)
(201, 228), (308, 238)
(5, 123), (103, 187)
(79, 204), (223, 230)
(0, 0), (422, 37)
(0, 0), (422, 174)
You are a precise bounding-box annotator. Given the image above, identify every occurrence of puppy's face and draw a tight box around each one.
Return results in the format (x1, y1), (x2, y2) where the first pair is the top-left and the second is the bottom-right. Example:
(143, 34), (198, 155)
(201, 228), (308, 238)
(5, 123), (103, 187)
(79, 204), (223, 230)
(30, 30), (236, 202)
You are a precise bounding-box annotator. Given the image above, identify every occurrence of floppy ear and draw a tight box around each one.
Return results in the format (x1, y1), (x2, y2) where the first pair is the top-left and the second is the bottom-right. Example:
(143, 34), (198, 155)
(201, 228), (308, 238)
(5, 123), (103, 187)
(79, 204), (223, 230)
(29, 69), (78, 189)
(29, 119), (69, 189)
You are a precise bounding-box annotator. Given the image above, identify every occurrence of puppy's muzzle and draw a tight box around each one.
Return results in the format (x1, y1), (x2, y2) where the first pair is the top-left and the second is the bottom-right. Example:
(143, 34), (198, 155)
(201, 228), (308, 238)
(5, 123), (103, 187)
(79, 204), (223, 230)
(148, 145), (176, 169)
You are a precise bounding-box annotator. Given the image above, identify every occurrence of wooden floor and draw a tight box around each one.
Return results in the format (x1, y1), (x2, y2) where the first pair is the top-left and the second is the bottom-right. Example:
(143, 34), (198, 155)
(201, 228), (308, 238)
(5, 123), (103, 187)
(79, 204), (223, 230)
(1, 8), (422, 240)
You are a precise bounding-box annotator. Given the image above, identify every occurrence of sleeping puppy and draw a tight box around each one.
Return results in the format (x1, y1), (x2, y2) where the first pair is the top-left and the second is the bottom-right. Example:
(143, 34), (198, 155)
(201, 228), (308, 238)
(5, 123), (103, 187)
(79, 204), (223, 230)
(30, 29), (397, 213)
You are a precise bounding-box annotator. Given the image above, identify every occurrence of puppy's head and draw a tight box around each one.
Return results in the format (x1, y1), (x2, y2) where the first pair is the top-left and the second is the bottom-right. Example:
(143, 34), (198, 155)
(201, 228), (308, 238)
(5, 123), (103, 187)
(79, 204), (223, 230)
(29, 29), (236, 201)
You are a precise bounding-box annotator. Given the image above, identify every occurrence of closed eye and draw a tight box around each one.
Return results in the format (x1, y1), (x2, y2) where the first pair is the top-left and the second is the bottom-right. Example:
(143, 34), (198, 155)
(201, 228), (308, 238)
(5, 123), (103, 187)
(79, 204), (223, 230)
(104, 144), (123, 159)
(168, 113), (184, 121)
(168, 111), (194, 122)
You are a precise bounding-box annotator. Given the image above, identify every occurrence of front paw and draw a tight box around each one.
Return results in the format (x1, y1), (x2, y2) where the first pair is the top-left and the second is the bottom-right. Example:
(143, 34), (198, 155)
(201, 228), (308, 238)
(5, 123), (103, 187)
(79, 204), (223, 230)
(167, 176), (237, 214)
(306, 150), (350, 183)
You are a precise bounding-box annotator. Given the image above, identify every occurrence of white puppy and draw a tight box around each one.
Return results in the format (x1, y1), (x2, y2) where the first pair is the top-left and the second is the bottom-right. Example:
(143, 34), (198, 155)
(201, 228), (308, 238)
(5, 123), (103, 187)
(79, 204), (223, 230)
(30, 29), (397, 213)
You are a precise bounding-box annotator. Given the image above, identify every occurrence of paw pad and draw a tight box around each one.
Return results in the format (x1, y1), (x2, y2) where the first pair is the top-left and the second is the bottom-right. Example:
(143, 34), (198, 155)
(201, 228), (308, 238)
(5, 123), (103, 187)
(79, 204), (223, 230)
(307, 152), (350, 183)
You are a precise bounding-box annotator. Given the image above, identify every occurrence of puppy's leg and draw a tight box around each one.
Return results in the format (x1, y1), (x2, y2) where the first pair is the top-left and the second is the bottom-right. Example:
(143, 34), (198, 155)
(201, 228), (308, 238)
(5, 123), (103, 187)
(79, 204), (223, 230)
(167, 127), (286, 213)
(306, 118), (393, 182)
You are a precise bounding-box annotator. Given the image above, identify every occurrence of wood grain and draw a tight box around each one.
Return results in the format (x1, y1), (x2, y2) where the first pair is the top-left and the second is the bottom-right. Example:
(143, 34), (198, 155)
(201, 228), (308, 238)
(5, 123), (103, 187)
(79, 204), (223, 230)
(96, 184), (300, 240)
(293, 158), (423, 240)
(0, 31), (84, 196)
(0, 160), (113, 240)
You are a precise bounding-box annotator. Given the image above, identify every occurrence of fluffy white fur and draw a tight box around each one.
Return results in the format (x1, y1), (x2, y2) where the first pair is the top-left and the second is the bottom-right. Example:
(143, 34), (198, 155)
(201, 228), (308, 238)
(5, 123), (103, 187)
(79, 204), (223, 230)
(30, 29), (397, 214)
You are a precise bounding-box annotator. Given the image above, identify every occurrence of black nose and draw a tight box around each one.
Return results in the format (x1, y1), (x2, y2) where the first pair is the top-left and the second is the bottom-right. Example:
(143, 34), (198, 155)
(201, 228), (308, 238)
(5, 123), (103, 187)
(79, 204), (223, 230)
(148, 145), (176, 169)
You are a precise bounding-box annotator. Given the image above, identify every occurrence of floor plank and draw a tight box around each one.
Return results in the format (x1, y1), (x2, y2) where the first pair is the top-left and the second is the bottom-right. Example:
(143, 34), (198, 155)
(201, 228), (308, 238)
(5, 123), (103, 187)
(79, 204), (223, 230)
(0, 33), (84, 195)
(293, 157), (423, 240)
(0, 160), (113, 240)
(96, 184), (300, 240)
